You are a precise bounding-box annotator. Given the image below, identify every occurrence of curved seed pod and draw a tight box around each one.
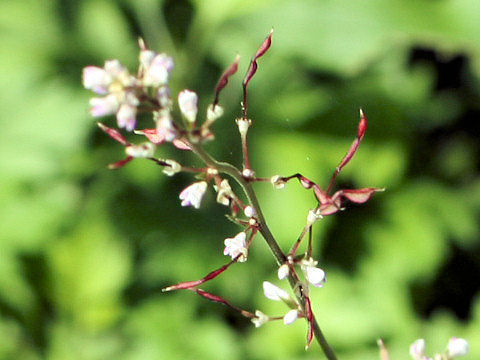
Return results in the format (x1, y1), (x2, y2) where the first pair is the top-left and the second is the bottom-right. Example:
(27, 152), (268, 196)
(213, 55), (240, 108)
(242, 29), (273, 117)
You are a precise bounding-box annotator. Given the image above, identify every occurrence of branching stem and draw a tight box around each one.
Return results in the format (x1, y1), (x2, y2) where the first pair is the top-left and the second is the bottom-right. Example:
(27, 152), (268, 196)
(189, 141), (338, 360)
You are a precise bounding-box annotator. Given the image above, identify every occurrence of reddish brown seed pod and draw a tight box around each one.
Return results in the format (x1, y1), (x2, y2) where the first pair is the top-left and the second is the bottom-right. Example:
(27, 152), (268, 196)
(97, 122), (131, 146)
(213, 55), (240, 108)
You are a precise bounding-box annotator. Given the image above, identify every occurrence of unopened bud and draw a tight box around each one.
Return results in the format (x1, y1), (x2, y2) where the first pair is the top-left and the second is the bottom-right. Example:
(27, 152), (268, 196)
(244, 206), (254, 218)
(277, 264), (289, 280)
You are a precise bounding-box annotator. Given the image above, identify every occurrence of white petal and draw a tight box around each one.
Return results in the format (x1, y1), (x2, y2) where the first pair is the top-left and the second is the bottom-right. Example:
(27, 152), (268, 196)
(82, 66), (110, 94)
(409, 339), (426, 359)
(447, 337), (468, 358)
(116, 103), (137, 131)
(283, 309), (298, 325)
(262, 281), (289, 302)
(89, 94), (119, 117)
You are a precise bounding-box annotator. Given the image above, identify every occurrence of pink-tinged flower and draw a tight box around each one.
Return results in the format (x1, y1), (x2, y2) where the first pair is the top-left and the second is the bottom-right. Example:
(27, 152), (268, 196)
(446, 338), (468, 358)
(141, 51), (174, 86)
(89, 94), (119, 117)
(224, 232), (248, 262)
(117, 103), (137, 131)
(301, 258), (326, 287)
(82, 66), (111, 94)
(179, 181), (207, 209)
(283, 309), (299, 325)
(125, 142), (155, 158)
(178, 90), (198, 123)
(410, 339), (426, 360)
(251, 310), (269, 328)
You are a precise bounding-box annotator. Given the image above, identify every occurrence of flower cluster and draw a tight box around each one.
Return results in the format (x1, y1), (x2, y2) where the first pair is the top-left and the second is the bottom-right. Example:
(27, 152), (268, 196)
(409, 338), (468, 360)
(82, 30), (463, 360)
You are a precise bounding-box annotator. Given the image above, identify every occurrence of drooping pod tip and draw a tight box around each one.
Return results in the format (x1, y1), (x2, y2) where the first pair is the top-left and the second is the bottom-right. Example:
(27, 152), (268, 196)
(357, 108), (367, 139)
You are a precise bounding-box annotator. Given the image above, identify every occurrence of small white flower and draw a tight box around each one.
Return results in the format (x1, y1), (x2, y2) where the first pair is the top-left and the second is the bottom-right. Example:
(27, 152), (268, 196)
(244, 206), (254, 218)
(89, 94), (119, 117)
(215, 179), (234, 206)
(262, 281), (291, 302)
(270, 175), (286, 189)
(306, 209), (323, 227)
(206, 104), (224, 124)
(446, 337), (468, 358)
(162, 159), (181, 176)
(301, 258), (326, 287)
(410, 339), (426, 360)
(223, 232), (248, 262)
(277, 264), (290, 280)
(283, 309), (299, 325)
(179, 181), (208, 209)
(236, 117), (251, 136)
(251, 310), (269, 328)
(125, 142), (155, 158)
(178, 90), (198, 123)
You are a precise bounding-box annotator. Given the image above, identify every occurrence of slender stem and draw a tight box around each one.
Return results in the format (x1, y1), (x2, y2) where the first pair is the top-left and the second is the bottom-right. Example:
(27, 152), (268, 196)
(189, 142), (338, 360)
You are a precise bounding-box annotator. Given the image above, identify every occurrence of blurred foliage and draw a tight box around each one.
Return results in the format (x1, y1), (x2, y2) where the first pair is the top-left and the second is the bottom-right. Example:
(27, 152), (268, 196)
(1, 0), (480, 359)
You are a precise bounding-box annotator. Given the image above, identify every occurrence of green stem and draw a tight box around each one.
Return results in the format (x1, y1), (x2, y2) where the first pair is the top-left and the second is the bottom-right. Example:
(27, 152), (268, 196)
(190, 142), (338, 360)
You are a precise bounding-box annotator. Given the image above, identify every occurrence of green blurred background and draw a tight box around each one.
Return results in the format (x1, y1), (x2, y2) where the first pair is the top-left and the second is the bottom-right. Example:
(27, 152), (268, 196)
(1, 0), (480, 359)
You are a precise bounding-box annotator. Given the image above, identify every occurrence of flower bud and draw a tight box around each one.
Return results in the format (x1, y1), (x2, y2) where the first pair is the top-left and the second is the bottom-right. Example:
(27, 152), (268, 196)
(244, 206), (254, 218)
(277, 264), (289, 280)
(178, 90), (198, 123)
(283, 309), (299, 325)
